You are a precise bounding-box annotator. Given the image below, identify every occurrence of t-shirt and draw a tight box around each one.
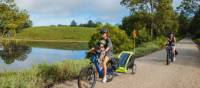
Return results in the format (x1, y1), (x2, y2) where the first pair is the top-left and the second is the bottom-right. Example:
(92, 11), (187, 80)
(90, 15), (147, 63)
(105, 38), (113, 53)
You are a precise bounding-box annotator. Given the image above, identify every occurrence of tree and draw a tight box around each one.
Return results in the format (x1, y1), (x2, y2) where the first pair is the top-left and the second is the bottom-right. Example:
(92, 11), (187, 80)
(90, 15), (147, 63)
(120, 11), (151, 36)
(121, 0), (160, 38)
(154, 0), (178, 36)
(177, 0), (200, 16)
(177, 0), (200, 37)
(70, 20), (77, 27)
(120, 0), (158, 13)
(178, 11), (190, 35)
(87, 20), (95, 27)
(189, 8), (200, 37)
(79, 20), (100, 27)
(0, 0), (31, 37)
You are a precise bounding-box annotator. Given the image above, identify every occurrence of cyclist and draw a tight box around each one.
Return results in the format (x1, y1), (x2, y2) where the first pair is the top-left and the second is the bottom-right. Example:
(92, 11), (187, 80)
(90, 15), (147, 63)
(89, 28), (113, 83)
(165, 32), (176, 61)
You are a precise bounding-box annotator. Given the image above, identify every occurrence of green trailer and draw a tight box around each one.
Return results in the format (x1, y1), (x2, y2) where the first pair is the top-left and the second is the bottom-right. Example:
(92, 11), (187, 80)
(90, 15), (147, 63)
(115, 51), (137, 74)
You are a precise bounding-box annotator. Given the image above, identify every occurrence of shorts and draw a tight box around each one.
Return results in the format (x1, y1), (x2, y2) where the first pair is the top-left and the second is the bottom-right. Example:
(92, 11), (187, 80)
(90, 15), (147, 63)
(105, 51), (112, 59)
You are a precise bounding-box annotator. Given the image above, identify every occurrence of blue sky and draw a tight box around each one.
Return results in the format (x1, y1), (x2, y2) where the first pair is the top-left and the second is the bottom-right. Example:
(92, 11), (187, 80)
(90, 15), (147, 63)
(15, 0), (182, 26)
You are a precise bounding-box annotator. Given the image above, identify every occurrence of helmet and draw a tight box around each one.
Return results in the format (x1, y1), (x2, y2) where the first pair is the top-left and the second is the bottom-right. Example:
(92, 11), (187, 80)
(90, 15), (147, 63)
(99, 39), (106, 45)
(167, 32), (173, 35)
(100, 28), (108, 34)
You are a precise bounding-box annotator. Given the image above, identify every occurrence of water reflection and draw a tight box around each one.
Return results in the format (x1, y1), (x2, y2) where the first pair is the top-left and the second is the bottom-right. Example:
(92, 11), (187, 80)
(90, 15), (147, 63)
(0, 41), (31, 64)
(0, 40), (86, 72)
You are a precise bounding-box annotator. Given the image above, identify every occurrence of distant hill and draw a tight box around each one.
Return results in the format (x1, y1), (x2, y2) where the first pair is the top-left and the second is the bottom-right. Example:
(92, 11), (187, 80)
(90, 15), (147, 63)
(16, 26), (97, 42)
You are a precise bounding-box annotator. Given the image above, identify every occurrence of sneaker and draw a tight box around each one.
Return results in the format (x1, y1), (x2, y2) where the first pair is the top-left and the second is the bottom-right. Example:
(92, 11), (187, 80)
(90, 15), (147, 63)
(102, 76), (107, 83)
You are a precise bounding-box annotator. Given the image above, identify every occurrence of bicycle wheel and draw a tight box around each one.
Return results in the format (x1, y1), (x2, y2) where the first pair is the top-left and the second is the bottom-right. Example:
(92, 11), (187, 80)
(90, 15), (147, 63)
(106, 62), (114, 82)
(166, 53), (170, 65)
(131, 64), (137, 74)
(78, 66), (96, 88)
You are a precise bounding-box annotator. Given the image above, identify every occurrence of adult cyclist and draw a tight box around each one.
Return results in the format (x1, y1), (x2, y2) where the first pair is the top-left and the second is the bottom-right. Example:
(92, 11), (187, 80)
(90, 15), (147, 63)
(89, 29), (113, 83)
(165, 32), (176, 61)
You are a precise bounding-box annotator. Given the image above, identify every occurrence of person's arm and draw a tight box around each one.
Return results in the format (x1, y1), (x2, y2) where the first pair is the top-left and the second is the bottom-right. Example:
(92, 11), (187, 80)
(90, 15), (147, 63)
(174, 37), (176, 44)
(89, 47), (95, 51)
(165, 38), (169, 46)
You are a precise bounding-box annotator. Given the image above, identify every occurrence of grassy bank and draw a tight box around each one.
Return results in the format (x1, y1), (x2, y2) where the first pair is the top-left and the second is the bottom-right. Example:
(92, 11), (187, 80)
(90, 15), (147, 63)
(0, 38), (89, 50)
(193, 38), (200, 48)
(0, 59), (89, 88)
(16, 26), (96, 41)
(133, 36), (166, 58)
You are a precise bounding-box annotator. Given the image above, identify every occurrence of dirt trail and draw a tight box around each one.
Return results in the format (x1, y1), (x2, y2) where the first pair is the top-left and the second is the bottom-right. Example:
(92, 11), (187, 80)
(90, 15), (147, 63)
(53, 38), (200, 88)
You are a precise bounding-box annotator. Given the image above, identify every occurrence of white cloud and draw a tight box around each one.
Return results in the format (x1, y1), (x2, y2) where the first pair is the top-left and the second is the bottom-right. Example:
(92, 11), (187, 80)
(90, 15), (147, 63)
(15, 0), (129, 26)
(15, 0), (182, 26)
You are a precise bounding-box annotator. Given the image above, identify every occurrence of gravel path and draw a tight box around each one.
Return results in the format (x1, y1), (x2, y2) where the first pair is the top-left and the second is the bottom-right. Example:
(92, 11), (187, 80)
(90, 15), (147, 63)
(53, 38), (200, 88)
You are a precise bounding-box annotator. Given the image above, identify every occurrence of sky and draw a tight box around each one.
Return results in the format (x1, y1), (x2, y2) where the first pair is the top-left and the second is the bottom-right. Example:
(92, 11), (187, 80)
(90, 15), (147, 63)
(15, 0), (182, 26)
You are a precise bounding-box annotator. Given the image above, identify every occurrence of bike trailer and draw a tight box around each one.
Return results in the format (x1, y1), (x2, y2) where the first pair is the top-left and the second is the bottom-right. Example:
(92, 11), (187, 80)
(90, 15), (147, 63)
(115, 51), (135, 73)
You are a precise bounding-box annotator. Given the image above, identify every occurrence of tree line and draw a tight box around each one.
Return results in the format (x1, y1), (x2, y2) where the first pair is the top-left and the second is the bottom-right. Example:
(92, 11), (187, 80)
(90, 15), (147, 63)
(70, 20), (102, 27)
(119, 0), (200, 39)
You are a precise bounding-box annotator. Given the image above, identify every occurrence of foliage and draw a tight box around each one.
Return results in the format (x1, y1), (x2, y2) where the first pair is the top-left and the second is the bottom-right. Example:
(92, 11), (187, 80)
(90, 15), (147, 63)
(135, 27), (151, 45)
(0, 0), (32, 36)
(177, 0), (200, 16)
(189, 8), (200, 37)
(0, 39), (31, 64)
(88, 24), (133, 53)
(120, 0), (157, 13)
(154, 0), (179, 36)
(121, 11), (151, 37)
(79, 20), (102, 27)
(0, 59), (89, 88)
(134, 36), (166, 57)
(178, 11), (190, 36)
(37, 60), (89, 83)
(70, 20), (77, 27)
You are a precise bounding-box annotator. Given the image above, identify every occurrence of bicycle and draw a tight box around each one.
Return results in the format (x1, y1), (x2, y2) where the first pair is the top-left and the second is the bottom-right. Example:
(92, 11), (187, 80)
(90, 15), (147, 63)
(78, 51), (116, 88)
(166, 45), (174, 65)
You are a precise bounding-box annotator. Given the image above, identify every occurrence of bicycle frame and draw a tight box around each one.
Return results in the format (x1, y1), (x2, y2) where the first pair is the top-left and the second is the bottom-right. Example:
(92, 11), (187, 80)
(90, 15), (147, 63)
(166, 46), (173, 62)
(90, 53), (113, 78)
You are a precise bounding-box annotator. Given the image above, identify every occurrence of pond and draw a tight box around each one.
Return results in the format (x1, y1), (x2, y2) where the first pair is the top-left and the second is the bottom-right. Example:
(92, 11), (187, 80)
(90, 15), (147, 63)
(0, 41), (88, 72)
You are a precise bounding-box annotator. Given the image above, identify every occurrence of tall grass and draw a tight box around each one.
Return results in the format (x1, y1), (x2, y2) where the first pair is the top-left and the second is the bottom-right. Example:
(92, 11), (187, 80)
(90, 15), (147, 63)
(193, 38), (200, 48)
(133, 36), (166, 58)
(16, 26), (96, 41)
(0, 59), (89, 88)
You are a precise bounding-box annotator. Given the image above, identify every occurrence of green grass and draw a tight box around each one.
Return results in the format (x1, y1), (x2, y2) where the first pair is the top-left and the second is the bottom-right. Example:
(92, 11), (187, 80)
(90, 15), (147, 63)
(193, 38), (200, 48)
(16, 26), (96, 41)
(133, 36), (166, 58)
(0, 59), (89, 88)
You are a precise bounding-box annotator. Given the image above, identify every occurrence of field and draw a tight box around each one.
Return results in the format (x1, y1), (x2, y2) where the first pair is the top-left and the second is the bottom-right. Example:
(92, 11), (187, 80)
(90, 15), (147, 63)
(16, 26), (97, 42)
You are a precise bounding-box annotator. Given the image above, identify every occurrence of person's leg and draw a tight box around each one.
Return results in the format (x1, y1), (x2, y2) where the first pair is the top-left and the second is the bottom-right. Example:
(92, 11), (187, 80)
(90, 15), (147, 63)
(99, 53), (105, 69)
(102, 56), (109, 83)
(172, 46), (176, 61)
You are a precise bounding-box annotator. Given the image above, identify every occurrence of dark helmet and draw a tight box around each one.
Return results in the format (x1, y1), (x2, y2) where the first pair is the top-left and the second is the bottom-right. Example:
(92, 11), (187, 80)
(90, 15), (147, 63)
(100, 28), (108, 34)
(169, 32), (173, 35)
(168, 32), (174, 37)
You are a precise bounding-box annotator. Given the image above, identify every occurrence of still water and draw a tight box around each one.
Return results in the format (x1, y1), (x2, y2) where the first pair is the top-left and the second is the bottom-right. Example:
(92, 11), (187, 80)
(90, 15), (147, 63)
(0, 45), (87, 72)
